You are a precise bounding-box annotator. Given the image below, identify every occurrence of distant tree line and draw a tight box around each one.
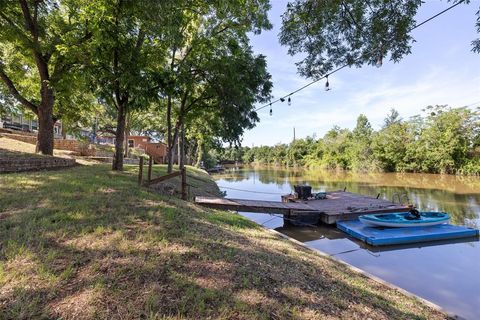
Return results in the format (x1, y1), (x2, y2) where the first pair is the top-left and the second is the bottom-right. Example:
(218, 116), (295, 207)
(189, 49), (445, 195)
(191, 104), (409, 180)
(216, 106), (480, 175)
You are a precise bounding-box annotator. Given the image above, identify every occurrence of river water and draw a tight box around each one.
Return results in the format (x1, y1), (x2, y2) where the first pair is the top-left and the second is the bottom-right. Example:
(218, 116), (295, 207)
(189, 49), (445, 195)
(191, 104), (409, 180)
(212, 167), (480, 319)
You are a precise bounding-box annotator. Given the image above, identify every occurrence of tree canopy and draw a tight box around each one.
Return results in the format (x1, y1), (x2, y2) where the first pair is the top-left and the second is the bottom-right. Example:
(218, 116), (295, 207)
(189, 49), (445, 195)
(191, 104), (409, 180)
(156, 0), (272, 172)
(279, 0), (479, 78)
(0, 0), (90, 154)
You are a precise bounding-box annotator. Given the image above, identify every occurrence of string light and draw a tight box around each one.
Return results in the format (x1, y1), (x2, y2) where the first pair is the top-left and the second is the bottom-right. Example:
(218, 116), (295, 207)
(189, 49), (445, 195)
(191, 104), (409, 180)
(325, 75), (330, 91)
(376, 43), (384, 68)
(288, 96), (291, 106)
(269, 103), (272, 116)
(254, 0), (465, 113)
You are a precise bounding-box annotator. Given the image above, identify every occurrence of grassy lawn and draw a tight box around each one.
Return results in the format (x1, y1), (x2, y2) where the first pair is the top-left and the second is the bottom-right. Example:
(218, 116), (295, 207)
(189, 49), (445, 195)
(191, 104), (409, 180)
(0, 136), (76, 158)
(0, 164), (446, 319)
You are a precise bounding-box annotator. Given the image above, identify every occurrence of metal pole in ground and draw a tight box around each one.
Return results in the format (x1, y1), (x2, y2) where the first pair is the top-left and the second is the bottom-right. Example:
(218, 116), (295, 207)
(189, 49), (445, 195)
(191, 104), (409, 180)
(138, 156), (144, 186)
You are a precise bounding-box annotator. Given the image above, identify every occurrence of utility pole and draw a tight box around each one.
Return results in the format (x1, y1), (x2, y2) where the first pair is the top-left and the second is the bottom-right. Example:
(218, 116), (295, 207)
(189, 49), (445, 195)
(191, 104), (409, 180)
(293, 127), (296, 142)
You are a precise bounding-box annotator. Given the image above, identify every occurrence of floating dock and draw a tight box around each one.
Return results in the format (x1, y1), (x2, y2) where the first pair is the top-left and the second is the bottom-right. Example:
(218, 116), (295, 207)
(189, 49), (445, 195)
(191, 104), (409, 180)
(337, 219), (480, 246)
(195, 191), (409, 224)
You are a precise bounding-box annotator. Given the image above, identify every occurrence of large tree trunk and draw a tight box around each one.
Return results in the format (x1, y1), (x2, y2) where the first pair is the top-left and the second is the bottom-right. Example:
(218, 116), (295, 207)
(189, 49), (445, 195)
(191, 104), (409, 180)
(177, 132), (181, 166)
(124, 111), (130, 157)
(166, 113), (179, 169)
(166, 95), (173, 173)
(37, 86), (55, 155)
(175, 93), (187, 169)
(113, 103), (126, 171)
(171, 121), (181, 167)
(195, 138), (204, 167)
(179, 122), (185, 170)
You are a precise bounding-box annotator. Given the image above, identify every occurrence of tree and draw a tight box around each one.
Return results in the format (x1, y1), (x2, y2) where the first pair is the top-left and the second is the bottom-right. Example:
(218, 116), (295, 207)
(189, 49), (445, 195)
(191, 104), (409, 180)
(280, 1), (478, 78)
(349, 114), (374, 171)
(383, 108), (402, 128)
(416, 105), (478, 173)
(0, 0), (90, 154)
(472, 5), (480, 53)
(85, 0), (174, 170)
(159, 0), (272, 172)
(373, 111), (410, 172)
(280, 0), (421, 78)
(286, 137), (314, 166)
(321, 126), (352, 170)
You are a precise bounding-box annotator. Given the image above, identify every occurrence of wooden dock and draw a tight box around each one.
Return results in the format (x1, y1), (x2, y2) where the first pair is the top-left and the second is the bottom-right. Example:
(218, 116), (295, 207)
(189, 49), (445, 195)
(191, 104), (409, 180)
(195, 191), (409, 225)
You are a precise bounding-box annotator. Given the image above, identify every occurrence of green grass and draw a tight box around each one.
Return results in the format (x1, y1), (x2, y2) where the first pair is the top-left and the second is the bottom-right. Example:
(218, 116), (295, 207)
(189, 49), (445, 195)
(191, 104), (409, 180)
(0, 164), (447, 319)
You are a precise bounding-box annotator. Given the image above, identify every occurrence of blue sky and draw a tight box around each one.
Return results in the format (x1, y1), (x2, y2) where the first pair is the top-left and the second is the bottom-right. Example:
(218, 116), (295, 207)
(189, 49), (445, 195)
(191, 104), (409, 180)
(243, 0), (480, 147)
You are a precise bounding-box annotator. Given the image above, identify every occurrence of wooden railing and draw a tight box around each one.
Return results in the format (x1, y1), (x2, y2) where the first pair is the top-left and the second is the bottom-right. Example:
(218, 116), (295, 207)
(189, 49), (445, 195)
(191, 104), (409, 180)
(138, 156), (188, 200)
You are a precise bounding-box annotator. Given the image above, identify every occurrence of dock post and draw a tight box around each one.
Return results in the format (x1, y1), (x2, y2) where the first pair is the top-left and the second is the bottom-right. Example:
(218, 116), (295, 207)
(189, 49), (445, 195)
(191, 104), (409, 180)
(284, 209), (292, 226)
(181, 167), (187, 200)
(147, 156), (153, 182)
(138, 156), (144, 186)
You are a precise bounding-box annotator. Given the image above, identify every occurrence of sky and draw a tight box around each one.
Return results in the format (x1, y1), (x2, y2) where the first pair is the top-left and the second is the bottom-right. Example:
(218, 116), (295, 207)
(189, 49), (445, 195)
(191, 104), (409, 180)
(242, 0), (480, 147)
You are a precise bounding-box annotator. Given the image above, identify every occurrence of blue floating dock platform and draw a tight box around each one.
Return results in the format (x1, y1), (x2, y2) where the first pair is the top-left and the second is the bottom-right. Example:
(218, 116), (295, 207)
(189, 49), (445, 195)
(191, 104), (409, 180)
(337, 219), (479, 246)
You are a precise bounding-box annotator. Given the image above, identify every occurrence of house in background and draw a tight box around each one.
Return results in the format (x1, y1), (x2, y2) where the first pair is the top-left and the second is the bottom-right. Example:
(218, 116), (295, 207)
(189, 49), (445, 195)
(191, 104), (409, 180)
(127, 135), (167, 163)
(1, 112), (63, 138)
(144, 142), (167, 164)
(97, 133), (116, 145)
(127, 135), (151, 149)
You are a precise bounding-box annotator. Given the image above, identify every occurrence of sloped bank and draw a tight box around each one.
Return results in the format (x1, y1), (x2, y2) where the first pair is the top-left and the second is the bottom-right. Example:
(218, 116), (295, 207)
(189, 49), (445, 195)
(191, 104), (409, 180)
(0, 164), (447, 319)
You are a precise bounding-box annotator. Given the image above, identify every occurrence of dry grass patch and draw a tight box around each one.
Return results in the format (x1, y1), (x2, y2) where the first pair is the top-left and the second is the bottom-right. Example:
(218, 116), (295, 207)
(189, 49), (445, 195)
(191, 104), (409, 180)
(0, 164), (449, 319)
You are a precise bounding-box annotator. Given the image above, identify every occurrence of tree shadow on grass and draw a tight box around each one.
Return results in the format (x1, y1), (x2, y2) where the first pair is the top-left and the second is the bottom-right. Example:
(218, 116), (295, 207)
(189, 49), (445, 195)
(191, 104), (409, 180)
(0, 166), (447, 319)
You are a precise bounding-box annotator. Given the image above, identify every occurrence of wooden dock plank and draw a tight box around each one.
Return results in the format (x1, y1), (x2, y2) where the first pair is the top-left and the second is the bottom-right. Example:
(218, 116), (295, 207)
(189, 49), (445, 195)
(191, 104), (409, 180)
(195, 196), (313, 215)
(195, 191), (410, 224)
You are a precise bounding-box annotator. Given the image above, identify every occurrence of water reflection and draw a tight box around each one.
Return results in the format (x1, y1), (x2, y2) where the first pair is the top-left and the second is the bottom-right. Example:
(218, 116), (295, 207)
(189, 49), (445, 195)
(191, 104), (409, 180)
(214, 166), (480, 320)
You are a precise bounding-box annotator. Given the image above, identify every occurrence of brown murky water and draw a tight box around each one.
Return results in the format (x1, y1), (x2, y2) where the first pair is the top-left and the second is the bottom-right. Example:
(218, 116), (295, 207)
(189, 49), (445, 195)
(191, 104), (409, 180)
(213, 167), (480, 319)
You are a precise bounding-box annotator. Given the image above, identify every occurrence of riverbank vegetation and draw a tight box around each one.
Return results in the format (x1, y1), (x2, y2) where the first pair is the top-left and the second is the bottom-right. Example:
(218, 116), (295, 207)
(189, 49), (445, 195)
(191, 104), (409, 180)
(218, 106), (480, 175)
(0, 164), (447, 319)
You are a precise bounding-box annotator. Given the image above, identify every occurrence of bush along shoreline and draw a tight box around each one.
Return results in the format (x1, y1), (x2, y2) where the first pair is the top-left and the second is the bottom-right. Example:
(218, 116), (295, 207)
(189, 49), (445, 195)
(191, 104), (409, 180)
(213, 106), (480, 176)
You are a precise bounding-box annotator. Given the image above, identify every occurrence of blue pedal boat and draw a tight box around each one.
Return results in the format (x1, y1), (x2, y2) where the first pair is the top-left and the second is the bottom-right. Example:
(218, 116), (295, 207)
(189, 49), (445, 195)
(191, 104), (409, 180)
(359, 211), (450, 228)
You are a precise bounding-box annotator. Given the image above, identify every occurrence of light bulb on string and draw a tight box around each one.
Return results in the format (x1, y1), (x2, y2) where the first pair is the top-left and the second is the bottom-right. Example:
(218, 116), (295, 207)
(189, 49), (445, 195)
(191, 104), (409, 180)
(325, 75), (330, 91)
(288, 96), (291, 106)
(376, 43), (384, 68)
(269, 103), (272, 116)
(280, 98), (285, 102)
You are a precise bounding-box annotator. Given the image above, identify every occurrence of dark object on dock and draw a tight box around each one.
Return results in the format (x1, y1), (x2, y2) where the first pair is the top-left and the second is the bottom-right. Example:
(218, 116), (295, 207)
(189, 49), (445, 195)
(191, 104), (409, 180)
(315, 192), (327, 200)
(195, 191), (409, 225)
(406, 208), (421, 220)
(294, 185), (312, 200)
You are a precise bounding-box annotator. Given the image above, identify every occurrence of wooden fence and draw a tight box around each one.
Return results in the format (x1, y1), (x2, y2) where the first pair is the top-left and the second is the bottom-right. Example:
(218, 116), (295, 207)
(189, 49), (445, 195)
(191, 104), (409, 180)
(138, 156), (188, 200)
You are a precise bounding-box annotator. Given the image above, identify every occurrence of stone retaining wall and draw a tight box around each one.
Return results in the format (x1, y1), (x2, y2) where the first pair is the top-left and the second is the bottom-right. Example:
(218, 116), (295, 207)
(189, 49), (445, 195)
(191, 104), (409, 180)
(0, 152), (76, 173)
(1, 133), (95, 156)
